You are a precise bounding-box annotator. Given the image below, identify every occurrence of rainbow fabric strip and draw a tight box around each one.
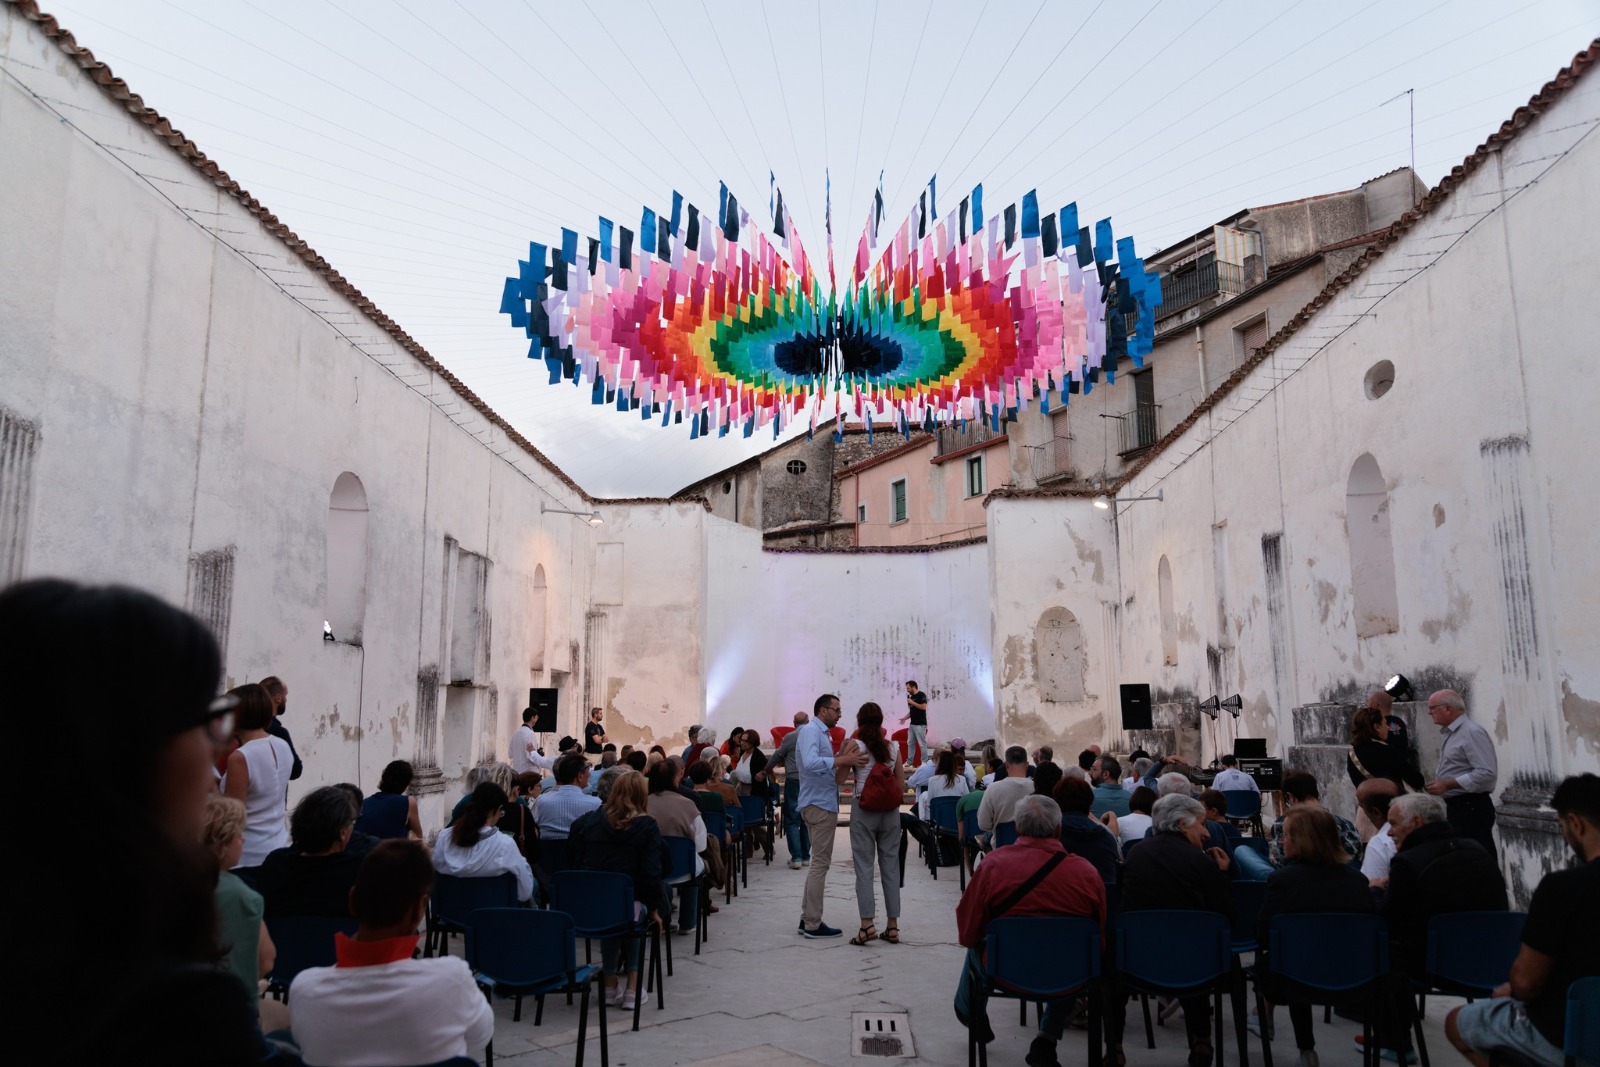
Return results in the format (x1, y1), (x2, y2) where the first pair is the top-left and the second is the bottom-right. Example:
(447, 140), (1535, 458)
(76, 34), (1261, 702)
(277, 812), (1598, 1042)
(499, 178), (1162, 439)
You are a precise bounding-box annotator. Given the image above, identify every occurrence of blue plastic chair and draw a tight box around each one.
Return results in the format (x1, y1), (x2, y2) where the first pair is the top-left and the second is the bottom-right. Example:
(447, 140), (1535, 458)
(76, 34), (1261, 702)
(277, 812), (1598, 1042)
(993, 821), (1018, 848)
(725, 805), (748, 889)
(551, 870), (662, 1032)
(661, 834), (705, 959)
(1116, 910), (1244, 1067)
(467, 908), (606, 1067)
(739, 794), (774, 866)
(1409, 911), (1526, 1067)
(427, 871), (521, 958)
(1230, 881), (1268, 956)
(927, 796), (965, 887)
(970, 917), (1103, 1067)
(1222, 790), (1265, 836)
(1566, 975), (1600, 1067)
(701, 809), (734, 905)
(961, 809), (982, 881)
(1266, 913), (1391, 1067)
(263, 915), (358, 1000)
(540, 837), (573, 875)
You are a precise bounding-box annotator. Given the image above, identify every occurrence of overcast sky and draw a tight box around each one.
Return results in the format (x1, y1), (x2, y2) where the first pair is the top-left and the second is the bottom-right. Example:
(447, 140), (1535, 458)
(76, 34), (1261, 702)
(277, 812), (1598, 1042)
(38, 0), (1599, 495)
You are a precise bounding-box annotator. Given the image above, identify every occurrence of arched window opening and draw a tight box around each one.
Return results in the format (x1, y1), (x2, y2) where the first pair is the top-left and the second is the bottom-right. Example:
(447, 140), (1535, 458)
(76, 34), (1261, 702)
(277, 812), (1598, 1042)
(1158, 555), (1179, 667)
(326, 472), (369, 644)
(1346, 454), (1400, 637)
(1036, 607), (1087, 703)
(530, 564), (548, 673)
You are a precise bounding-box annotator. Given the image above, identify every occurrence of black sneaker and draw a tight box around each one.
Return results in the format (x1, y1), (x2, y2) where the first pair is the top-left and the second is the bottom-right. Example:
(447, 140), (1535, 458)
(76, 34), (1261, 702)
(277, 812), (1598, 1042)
(802, 922), (843, 939)
(1026, 1035), (1061, 1067)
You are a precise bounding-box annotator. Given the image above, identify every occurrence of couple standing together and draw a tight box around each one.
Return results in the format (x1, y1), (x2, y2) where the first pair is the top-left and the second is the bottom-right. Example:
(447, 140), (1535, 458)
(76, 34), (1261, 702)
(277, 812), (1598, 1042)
(790, 693), (909, 944)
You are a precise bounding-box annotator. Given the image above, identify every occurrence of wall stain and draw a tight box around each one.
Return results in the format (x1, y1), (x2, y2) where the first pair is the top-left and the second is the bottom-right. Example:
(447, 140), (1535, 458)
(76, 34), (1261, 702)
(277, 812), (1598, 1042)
(1176, 608), (1200, 643)
(1493, 698), (1509, 744)
(1562, 680), (1600, 756)
(999, 634), (1028, 688)
(1320, 665), (1473, 709)
(1433, 504), (1446, 527)
(1065, 526), (1105, 584)
(1419, 586), (1473, 643)
(1314, 580), (1338, 625)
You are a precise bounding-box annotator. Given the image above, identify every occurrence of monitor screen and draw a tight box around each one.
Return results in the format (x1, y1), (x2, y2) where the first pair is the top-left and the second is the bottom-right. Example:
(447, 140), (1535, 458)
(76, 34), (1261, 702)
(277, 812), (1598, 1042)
(1233, 737), (1269, 759)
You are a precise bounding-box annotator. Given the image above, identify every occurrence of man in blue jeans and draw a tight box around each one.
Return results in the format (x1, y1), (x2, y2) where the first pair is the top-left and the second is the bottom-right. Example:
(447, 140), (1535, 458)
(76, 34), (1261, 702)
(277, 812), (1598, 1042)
(772, 710), (811, 868)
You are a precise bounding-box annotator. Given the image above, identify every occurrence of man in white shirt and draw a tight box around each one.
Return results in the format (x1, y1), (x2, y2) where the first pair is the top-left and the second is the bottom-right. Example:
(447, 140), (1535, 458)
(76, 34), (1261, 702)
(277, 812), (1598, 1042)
(291, 840), (494, 1066)
(1211, 754), (1260, 794)
(508, 705), (562, 776)
(1357, 778), (1400, 885)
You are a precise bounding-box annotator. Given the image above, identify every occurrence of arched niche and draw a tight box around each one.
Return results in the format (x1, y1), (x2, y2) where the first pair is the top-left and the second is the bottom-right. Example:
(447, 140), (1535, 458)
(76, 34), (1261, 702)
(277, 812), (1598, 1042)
(1158, 555), (1178, 667)
(1346, 453), (1400, 637)
(1036, 606), (1087, 703)
(530, 564), (548, 672)
(326, 472), (369, 644)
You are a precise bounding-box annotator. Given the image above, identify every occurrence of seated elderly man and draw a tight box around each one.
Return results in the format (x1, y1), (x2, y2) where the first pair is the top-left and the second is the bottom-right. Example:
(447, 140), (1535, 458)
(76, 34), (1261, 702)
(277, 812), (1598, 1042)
(290, 840), (494, 1066)
(976, 746), (1036, 849)
(1447, 773), (1599, 1067)
(1382, 792), (1507, 977)
(1119, 793), (1233, 1067)
(954, 794), (1106, 1067)
(258, 786), (363, 918)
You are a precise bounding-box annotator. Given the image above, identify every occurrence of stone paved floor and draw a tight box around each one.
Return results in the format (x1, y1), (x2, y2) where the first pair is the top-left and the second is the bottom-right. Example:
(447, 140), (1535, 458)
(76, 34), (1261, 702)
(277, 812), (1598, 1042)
(470, 827), (1462, 1067)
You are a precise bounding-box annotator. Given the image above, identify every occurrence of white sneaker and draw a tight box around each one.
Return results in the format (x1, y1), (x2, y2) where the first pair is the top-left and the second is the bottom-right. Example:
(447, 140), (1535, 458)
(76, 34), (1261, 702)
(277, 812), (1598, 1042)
(620, 991), (638, 1011)
(606, 985), (626, 1007)
(788, 859), (803, 869)
(1293, 1051), (1318, 1067)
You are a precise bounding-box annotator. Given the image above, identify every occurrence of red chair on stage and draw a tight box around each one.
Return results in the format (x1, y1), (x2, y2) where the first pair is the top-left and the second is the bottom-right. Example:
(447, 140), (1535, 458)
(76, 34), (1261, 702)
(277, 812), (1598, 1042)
(770, 726), (794, 748)
(828, 726), (845, 754)
(890, 727), (913, 764)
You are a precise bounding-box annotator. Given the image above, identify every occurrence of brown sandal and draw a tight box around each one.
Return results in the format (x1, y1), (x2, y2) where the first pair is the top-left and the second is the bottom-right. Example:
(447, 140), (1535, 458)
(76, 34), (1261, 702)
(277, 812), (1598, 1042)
(850, 923), (878, 946)
(882, 922), (900, 944)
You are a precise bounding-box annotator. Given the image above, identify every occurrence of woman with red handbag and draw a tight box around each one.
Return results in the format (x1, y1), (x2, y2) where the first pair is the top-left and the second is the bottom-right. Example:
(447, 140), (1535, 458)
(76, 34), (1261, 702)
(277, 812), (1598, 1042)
(845, 702), (907, 945)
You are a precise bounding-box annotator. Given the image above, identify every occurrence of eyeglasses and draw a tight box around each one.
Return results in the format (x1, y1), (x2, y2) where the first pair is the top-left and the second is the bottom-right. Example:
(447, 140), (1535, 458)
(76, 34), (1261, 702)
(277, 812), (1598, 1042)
(203, 693), (239, 744)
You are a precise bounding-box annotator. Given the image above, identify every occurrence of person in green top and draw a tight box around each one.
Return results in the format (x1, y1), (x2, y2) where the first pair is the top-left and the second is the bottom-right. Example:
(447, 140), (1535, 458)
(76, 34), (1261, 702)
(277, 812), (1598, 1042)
(202, 794), (274, 1014)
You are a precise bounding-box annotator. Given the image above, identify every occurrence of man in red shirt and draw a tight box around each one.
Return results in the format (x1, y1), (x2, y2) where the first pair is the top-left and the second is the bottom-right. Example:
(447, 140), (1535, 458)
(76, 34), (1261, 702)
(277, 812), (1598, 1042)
(954, 794), (1107, 1067)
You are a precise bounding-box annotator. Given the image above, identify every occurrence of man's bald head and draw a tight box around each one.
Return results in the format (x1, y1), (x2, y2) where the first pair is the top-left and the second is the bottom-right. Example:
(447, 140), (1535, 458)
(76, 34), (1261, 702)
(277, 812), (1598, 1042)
(1356, 777), (1398, 824)
(793, 711), (810, 726)
(1366, 690), (1393, 714)
(1427, 689), (1466, 727)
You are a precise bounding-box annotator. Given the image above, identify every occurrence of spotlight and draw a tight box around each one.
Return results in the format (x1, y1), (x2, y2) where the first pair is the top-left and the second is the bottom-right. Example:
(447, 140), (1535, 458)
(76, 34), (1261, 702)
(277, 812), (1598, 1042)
(322, 620), (336, 642)
(585, 512), (604, 526)
(1199, 695), (1220, 721)
(1093, 496), (1110, 510)
(1221, 694), (1243, 719)
(1385, 674), (1415, 702)
(543, 501), (604, 526)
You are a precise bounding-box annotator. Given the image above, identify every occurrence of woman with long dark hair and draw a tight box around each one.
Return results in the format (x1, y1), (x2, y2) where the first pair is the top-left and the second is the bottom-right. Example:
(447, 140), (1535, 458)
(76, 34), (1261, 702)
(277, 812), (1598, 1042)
(356, 759), (424, 840)
(432, 782), (534, 903)
(845, 701), (905, 945)
(5, 579), (260, 1062)
(221, 681), (294, 886)
(1347, 705), (1424, 792)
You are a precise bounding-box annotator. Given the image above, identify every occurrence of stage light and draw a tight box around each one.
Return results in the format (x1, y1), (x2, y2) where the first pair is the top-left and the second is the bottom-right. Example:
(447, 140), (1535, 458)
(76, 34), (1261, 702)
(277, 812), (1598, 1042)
(1385, 674), (1415, 702)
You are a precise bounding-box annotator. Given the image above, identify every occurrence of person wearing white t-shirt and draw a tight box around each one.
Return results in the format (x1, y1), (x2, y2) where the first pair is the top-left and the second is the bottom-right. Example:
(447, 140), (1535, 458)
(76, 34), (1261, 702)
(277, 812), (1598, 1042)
(1356, 778), (1400, 885)
(509, 705), (562, 776)
(1116, 785), (1157, 850)
(291, 840), (495, 1067)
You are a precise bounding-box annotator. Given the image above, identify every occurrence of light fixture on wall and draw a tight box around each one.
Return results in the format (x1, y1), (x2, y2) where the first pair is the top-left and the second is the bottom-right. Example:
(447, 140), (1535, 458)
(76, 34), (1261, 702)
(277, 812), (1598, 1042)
(322, 620), (336, 642)
(1199, 695), (1221, 720)
(1385, 673), (1415, 702)
(541, 502), (604, 526)
(1220, 694), (1243, 718)
(1093, 489), (1164, 510)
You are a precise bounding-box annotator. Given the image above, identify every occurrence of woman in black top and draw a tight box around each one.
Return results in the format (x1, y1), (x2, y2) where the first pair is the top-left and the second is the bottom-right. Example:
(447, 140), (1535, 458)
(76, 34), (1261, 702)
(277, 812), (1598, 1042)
(1347, 706), (1425, 792)
(1257, 807), (1377, 1065)
(573, 770), (663, 1012)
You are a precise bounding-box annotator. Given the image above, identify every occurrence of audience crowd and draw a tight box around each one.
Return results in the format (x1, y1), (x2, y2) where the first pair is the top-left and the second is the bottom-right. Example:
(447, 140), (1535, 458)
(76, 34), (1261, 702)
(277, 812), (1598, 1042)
(11, 576), (1595, 1067)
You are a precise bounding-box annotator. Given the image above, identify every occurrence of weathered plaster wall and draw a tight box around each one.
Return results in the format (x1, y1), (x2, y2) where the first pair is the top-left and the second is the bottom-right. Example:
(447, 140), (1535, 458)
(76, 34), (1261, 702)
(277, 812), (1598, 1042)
(702, 519), (995, 746)
(1108, 70), (1600, 867)
(987, 497), (1121, 753)
(0, 10), (598, 826)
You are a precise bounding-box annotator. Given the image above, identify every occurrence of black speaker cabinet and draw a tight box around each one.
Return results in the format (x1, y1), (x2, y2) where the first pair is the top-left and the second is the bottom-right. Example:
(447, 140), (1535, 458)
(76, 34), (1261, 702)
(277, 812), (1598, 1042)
(528, 687), (558, 733)
(1119, 683), (1153, 730)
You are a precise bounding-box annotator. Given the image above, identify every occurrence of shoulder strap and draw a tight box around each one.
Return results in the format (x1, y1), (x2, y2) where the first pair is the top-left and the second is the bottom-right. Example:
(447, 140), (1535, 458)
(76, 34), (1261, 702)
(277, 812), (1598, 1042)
(991, 851), (1068, 919)
(1348, 747), (1375, 781)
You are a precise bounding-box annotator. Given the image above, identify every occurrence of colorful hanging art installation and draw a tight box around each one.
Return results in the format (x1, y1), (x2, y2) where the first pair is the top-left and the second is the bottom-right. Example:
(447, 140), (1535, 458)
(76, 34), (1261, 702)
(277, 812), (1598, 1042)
(499, 174), (1163, 439)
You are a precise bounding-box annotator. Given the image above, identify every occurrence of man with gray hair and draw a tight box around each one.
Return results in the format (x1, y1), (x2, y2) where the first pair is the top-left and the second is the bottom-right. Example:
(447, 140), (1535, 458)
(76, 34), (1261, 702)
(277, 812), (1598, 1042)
(771, 710), (812, 869)
(976, 747), (1036, 848)
(954, 795), (1106, 1067)
(1424, 689), (1499, 861)
(1156, 771), (1194, 798)
(1381, 791), (1506, 978)
(1118, 793), (1232, 1067)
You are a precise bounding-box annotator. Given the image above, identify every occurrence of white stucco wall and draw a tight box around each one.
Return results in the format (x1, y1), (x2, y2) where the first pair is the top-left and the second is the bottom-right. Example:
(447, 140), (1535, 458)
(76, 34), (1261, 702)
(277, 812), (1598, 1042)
(1108, 67), (1600, 791)
(702, 519), (994, 746)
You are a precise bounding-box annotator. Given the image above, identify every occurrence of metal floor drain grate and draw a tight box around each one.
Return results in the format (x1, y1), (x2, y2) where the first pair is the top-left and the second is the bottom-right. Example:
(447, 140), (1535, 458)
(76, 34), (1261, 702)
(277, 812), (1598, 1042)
(852, 1012), (914, 1058)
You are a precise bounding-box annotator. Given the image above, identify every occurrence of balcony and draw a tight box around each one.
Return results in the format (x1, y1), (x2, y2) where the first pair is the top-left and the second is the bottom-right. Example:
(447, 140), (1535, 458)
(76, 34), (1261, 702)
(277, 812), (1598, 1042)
(1155, 260), (1246, 318)
(1115, 403), (1162, 456)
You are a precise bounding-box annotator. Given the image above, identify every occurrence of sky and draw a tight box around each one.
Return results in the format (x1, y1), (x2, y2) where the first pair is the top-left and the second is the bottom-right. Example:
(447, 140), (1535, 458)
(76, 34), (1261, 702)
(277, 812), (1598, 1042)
(35, 0), (1600, 496)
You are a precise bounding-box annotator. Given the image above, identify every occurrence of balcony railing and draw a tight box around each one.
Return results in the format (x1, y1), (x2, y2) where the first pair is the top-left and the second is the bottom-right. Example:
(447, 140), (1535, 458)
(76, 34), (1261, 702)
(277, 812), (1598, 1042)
(1155, 260), (1246, 317)
(1118, 404), (1162, 454)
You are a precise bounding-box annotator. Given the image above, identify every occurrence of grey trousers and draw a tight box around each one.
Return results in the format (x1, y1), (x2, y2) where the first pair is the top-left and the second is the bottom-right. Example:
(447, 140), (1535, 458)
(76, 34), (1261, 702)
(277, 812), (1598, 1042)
(849, 807), (902, 921)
